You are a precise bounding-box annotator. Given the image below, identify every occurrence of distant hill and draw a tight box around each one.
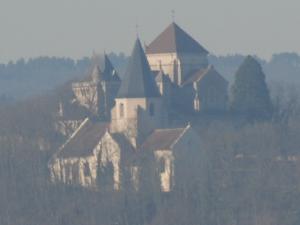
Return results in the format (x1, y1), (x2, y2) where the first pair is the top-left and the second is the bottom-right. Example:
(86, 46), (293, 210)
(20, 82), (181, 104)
(0, 52), (299, 101)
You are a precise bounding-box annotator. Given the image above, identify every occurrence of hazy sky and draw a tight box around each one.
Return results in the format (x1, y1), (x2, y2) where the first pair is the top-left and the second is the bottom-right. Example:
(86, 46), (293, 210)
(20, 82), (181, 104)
(0, 0), (299, 63)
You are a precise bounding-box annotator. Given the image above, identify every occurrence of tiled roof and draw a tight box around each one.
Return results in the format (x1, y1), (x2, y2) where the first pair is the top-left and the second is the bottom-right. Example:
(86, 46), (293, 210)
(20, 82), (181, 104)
(146, 23), (208, 55)
(140, 127), (187, 151)
(58, 85), (91, 120)
(60, 102), (91, 121)
(117, 39), (160, 98)
(57, 119), (109, 158)
(182, 65), (228, 86)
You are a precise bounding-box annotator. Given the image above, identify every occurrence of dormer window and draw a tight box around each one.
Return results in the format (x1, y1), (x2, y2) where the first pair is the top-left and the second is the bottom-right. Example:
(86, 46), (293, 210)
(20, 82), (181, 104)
(120, 103), (124, 118)
(149, 103), (155, 116)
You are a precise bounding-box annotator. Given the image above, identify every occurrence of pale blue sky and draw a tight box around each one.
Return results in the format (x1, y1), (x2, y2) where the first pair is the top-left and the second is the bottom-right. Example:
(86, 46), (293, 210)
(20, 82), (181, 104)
(0, 0), (299, 63)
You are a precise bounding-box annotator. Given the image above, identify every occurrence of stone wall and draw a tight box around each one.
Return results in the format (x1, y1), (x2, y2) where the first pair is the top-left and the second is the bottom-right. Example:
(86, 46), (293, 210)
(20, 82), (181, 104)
(111, 97), (166, 147)
(49, 132), (121, 190)
(154, 150), (174, 192)
(147, 53), (208, 85)
(72, 81), (99, 114)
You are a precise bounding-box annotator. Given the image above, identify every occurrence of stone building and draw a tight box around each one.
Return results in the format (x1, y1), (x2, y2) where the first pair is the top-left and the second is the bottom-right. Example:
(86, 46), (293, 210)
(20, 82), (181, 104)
(146, 22), (228, 113)
(49, 22), (229, 192)
(154, 69), (173, 109)
(181, 65), (229, 113)
(146, 22), (209, 86)
(72, 54), (121, 119)
(49, 39), (203, 192)
(56, 54), (121, 137)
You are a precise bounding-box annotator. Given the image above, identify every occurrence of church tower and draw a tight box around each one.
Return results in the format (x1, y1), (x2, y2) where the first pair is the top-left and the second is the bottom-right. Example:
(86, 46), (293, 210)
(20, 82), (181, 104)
(72, 54), (120, 119)
(146, 22), (209, 86)
(111, 39), (166, 148)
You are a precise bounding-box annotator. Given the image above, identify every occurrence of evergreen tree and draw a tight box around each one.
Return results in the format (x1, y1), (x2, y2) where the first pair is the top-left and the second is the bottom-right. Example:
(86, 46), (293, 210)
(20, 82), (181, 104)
(231, 56), (273, 118)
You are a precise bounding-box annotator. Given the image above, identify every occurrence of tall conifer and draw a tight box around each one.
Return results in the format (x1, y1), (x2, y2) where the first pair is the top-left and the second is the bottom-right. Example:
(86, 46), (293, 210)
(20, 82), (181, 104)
(231, 56), (272, 118)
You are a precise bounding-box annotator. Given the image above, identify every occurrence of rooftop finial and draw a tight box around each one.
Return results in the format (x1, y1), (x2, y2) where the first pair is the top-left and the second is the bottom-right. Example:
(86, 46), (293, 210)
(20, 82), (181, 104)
(171, 10), (175, 23)
(135, 24), (139, 38)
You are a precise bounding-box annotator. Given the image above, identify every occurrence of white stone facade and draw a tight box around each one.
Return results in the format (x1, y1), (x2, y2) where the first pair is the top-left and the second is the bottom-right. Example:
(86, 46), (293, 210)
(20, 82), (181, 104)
(49, 131), (122, 190)
(147, 53), (208, 85)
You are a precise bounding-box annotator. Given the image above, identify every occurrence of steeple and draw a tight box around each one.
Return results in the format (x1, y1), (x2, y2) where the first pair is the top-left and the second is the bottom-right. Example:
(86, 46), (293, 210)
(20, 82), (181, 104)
(117, 39), (160, 98)
(101, 54), (117, 81)
(90, 53), (120, 82)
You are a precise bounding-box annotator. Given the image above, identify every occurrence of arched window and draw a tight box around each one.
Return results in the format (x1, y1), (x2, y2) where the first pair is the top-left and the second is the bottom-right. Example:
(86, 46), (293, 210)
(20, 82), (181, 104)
(149, 103), (155, 116)
(119, 103), (124, 118)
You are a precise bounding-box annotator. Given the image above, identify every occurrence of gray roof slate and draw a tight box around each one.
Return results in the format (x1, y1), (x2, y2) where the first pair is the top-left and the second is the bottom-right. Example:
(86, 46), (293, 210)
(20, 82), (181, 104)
(117, 39), (160, 98)
(182, 65), (228, 86)
(57, 119), (109, 158)
(146, 23), (208, 55)
(140, 127), (186, 151)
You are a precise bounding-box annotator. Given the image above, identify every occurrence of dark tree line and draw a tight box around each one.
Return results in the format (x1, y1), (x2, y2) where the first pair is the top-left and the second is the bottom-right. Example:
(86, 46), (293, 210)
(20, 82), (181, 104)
(1, 52), (300, 101)
(0, 53), (127, 100)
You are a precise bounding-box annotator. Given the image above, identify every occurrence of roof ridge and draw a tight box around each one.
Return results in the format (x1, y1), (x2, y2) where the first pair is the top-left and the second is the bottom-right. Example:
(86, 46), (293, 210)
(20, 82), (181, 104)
(173, 23), (179, 53)
(154, 127), (185, 131)
(182, 65), (225, 86)
(198, 66), (211, 79)
(49, 118), (90, 162)
(170, 123), (191, 149)
(59, 118), (90, 151)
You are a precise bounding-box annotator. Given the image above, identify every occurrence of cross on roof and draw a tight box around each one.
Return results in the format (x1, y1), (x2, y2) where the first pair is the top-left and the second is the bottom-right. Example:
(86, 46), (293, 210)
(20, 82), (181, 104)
(171, 10), (175, 22)
(135, 24), (139, 38)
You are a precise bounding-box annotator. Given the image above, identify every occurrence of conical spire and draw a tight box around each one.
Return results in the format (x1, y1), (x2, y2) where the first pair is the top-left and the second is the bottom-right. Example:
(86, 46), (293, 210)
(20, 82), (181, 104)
(117, 39), (160, 98)
(101, 54), (115, 80)
(90, 53), (120, 82)
(146, 22), (208, 55)
(112, 70), (121, 81)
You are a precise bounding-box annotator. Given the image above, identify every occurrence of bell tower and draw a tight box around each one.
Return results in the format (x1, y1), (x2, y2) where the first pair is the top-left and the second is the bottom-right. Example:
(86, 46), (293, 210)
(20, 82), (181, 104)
(146, 22), (209, 85)
(111, 39), (166, 147)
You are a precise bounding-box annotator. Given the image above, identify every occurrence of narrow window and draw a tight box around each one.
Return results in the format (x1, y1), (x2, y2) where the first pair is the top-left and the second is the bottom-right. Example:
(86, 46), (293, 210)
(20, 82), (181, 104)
(120, 103), (124, 118)
(149, 103), (155, 116)
(158, 158), (165, 173)
(84, 162), (90, 177)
